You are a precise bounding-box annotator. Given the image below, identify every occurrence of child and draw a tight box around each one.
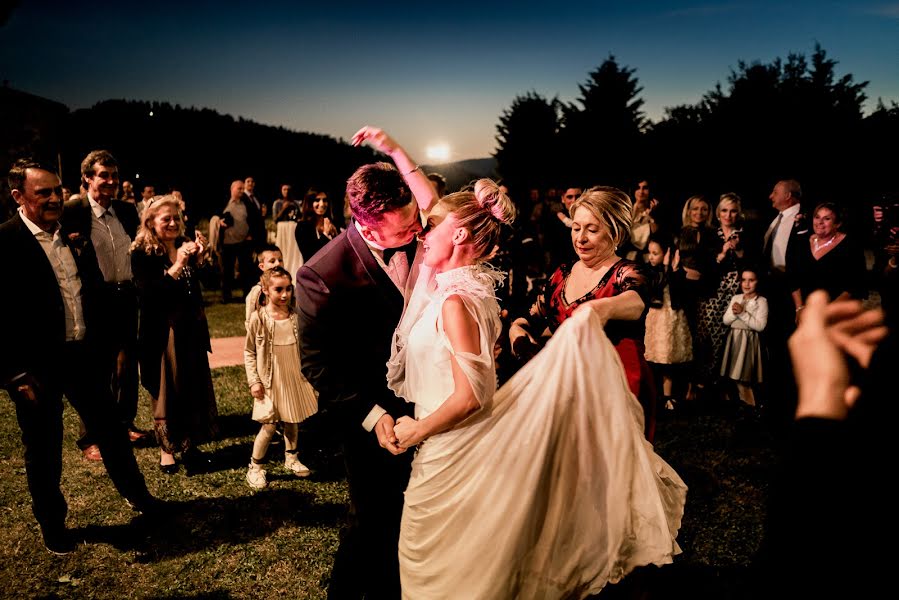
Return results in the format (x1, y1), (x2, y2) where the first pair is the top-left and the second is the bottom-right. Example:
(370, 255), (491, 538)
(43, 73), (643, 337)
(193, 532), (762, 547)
(245, 245), (284, 329)
(244, 266), (318, 488)
(644, 237), (693, 410)
(720, 268), (768, 406)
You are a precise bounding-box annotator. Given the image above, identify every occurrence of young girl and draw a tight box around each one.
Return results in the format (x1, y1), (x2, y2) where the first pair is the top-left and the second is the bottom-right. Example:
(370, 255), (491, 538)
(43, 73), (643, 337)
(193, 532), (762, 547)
(244, 266), (318, 488)
(720, 268), (768, 407)
(643, 237), (693, 410)
(245, 245), (284, 329)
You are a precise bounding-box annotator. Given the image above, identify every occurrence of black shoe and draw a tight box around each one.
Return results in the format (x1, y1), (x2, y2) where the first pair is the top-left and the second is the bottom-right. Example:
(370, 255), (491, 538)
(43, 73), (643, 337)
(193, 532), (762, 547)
(159, 462), (178, 475)
(43, 529), (78, 556)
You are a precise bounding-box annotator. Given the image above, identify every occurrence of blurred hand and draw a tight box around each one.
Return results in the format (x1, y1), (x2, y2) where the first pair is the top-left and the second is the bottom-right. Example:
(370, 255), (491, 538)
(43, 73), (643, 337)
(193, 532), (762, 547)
(250, 383), (265, 400)
(732, 302), (744, 315)
(790, 291), (887, 419)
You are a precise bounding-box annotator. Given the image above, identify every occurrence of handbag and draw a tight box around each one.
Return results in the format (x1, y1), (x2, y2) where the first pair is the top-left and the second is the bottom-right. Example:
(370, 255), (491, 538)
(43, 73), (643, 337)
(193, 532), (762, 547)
(251, 393), (275, 422)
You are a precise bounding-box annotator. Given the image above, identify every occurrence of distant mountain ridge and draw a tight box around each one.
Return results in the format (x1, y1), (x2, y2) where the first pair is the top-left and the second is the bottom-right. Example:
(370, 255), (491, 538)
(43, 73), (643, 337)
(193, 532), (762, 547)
(420, 157), (498, 193)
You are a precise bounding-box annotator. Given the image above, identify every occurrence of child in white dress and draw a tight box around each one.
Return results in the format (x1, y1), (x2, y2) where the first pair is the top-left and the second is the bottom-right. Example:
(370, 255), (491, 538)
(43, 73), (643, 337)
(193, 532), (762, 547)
(720, 268), (768, 406)
(243, 266), (318, 488)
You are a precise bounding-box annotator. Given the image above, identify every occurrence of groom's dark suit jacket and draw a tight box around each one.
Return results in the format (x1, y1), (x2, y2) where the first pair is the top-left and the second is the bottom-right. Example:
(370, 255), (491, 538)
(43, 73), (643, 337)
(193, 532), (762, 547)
(295, 224), (414, 428)
(295, 222), (415, 599)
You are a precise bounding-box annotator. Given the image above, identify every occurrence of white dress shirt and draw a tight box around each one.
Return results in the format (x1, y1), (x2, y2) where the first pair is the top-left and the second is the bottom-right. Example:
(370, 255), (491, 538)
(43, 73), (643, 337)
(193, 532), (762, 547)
(19, 208), (85, 341)
(767, 203), (801, 271)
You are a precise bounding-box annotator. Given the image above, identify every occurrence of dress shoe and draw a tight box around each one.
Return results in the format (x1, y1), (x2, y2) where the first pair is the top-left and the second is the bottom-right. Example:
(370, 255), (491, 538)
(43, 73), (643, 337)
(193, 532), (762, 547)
(81, 444), (102, 461)
(43, 529), (78, 556)
(159, 462), (178, 475)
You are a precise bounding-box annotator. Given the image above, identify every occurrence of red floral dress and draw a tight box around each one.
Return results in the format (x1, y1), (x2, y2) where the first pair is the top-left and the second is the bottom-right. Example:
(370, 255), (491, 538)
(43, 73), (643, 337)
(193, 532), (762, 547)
(531, 259), (657, 441)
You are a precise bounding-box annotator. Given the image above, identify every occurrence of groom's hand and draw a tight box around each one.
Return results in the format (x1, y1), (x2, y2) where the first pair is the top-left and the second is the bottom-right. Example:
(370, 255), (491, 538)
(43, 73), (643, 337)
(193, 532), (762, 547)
(374, 413), (406, 455)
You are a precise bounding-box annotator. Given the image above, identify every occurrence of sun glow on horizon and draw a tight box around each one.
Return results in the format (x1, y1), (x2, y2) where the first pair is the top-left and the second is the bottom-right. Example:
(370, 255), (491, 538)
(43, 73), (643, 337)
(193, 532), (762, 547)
(425, 143), (451, 163)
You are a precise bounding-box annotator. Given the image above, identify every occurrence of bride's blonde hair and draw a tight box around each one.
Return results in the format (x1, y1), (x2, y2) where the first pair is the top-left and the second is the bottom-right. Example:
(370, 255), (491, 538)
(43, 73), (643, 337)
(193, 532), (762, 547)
(438, 179), (516, 262)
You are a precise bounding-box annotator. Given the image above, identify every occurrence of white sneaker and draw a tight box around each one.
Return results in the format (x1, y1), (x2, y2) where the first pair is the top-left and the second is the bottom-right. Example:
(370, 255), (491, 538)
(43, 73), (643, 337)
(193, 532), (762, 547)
(246, 463), (267, 489)
(284, 454), (311, 477)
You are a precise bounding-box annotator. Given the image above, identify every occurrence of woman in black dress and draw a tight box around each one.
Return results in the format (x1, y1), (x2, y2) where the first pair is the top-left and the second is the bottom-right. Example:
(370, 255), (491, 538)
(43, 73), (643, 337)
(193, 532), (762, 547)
(131, 196), (218, 473)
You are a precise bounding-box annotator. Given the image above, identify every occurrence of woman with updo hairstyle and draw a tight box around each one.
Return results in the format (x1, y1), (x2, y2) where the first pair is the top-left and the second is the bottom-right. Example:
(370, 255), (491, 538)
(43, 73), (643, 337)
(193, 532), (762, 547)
(365, 141), (685, 593)
(131, 196), (218, 474)
(509, 186), (657, 441)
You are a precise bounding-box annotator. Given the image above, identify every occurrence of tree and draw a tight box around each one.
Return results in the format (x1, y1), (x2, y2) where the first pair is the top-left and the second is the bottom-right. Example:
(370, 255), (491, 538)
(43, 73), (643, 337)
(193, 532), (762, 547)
(560, 56), (646, 188)
(493, 91), (561, 199)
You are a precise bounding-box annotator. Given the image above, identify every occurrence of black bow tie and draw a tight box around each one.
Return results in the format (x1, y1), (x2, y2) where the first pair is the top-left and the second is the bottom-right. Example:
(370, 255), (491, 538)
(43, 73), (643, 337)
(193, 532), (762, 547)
(383, 239), (417, 265)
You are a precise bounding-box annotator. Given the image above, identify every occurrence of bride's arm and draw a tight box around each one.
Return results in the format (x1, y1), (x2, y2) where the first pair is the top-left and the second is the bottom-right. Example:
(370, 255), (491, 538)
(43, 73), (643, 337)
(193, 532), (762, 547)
(394, 295), (482, 448)
(351, 125), (439, 215)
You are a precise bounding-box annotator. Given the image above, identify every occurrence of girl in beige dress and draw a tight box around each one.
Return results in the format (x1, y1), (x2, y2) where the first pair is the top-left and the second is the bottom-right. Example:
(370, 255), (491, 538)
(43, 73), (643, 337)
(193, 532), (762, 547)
(243, 266), (318, 489)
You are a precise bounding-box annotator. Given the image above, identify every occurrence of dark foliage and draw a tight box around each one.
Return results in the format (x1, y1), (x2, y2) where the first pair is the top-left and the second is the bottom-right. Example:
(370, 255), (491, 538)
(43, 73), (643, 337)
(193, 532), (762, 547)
(495, 45), (898, 226)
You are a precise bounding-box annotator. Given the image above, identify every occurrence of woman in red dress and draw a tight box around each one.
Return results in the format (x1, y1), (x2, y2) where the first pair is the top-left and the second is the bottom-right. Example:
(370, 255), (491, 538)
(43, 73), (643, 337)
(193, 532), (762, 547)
(510, 186), (657, 441)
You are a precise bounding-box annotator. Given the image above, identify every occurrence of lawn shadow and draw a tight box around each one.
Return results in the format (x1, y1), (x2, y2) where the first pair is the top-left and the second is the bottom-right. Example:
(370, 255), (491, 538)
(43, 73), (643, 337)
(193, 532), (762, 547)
(119, 489), (346, 561)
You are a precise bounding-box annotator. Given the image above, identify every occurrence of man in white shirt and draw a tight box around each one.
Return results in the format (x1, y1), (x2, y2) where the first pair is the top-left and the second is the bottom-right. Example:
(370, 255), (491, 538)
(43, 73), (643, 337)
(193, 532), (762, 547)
(63, 150), (146, 460)
(1, 160), (162, 555)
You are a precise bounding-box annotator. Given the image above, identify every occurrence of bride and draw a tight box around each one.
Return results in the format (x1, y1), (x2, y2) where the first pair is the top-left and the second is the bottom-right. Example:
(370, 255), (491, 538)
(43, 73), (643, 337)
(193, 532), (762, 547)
(385, 175), (687, 599)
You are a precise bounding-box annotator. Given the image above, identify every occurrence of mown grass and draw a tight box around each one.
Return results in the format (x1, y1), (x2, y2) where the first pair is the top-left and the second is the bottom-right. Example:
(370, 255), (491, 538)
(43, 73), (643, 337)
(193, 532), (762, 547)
(0, 356), (778, 599)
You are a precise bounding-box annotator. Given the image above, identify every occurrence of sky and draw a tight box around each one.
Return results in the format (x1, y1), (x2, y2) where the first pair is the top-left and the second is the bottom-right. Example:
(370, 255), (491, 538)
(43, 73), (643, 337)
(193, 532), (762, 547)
(2, 1), (897, 161)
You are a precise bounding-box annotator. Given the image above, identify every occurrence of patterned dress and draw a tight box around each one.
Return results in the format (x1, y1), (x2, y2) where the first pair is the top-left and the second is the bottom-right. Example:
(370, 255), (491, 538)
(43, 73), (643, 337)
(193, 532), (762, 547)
(695, 227), (743, 383)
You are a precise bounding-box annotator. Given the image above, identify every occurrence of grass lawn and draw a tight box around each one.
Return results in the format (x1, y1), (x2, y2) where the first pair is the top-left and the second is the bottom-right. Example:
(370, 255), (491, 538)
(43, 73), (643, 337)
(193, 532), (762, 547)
(0, 292), (780, 598)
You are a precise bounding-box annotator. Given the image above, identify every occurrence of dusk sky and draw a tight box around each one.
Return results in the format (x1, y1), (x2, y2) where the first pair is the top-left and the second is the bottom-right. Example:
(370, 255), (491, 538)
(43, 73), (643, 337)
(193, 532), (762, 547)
(2, 1), (897, 161)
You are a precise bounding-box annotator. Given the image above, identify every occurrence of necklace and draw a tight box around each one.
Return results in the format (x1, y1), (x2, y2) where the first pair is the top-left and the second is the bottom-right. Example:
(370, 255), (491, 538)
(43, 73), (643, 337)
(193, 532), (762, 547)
(813, 235), (837, 253)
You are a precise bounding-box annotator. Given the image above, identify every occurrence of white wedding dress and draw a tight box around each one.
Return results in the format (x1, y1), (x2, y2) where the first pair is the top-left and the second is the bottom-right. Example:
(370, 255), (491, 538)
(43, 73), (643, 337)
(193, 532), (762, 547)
(388, 265), (687, 600)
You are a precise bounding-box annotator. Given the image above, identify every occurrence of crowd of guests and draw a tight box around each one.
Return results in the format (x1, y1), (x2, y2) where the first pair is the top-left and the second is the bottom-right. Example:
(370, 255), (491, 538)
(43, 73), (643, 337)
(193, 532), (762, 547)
(501, 177), (894, 421)
(2, 144), (896, 600)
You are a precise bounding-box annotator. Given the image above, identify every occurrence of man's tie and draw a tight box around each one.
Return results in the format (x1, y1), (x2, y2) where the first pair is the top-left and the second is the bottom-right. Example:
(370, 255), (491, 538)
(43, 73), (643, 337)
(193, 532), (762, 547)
(763, 212), (783, 264)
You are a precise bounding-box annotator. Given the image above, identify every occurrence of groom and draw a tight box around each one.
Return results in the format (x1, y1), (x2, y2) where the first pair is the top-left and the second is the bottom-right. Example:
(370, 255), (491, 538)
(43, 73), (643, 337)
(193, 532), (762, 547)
(296, 154), (435, 599)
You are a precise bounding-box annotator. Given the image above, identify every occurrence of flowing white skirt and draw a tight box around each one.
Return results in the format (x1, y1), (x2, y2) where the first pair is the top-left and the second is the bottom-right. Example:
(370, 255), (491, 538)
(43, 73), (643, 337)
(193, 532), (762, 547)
(399, 309), (687, 599)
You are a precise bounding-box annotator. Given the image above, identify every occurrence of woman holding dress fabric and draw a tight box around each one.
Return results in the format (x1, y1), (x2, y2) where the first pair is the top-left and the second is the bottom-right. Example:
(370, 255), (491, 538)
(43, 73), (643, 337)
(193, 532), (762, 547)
(379, 167), (686, 597)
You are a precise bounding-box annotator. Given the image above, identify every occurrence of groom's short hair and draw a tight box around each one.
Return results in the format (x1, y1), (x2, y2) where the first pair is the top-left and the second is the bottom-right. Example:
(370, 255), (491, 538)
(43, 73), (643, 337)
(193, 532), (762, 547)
(346, 162), (413, 226)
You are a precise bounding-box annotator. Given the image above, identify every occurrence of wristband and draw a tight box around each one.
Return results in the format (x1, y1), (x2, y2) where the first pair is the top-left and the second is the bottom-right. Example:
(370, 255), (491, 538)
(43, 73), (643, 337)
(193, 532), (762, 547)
(404, 165), (421, 176)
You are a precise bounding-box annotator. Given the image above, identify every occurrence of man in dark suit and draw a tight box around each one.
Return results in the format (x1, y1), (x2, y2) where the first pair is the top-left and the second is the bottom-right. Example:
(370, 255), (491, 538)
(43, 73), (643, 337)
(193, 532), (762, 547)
(762, 178), (809, 428)
(243, 176), (267, 251)
(295, 127), (437, 599)
(62, 150), (146, 458)
(1, 160), (161, 555)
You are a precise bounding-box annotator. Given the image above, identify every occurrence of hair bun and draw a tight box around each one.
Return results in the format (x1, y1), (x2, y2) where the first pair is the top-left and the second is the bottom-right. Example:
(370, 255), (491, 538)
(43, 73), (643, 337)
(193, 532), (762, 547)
(473, 179), (516, 226)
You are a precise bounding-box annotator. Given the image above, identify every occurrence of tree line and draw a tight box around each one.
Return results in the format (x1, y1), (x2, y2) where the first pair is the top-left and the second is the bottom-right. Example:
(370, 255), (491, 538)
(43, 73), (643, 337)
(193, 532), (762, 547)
(494, 44), (899, 219)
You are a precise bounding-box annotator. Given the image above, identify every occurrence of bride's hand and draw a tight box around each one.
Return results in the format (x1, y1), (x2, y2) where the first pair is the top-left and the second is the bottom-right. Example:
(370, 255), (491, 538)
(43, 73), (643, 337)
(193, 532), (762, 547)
(394, 416), (424, 449)
(351, 126), (400, 155)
